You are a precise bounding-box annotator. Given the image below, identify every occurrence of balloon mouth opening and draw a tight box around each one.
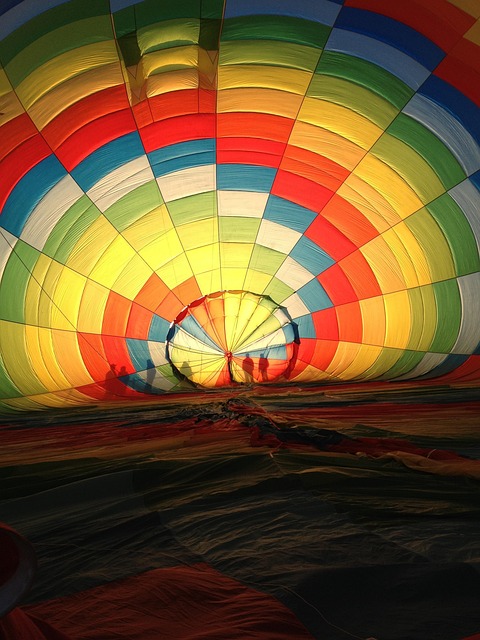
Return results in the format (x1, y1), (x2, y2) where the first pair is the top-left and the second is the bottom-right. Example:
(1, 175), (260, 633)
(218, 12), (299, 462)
(165, 290), (299, 388)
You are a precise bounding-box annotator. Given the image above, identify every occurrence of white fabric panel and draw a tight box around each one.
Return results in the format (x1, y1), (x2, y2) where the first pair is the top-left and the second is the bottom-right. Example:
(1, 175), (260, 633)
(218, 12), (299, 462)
(452, 273), (480, 354)
(157, 164), (216, 202)
(395, 352), (449, 381)
(404, 95), (480, 176)
(136, 368), (176, 391)
(241, 327), (287, 352)
(257, 219), (301, 253)
(0, 229), (17, 280)
(87, 157), (154, 212)
(273, 308), (291, 326)
(282, 292), (311, 319)
(20, 175), (83, 250)
(217, 190), (268, 218)
(172, 327), (221, 354)
(147, 340), (169, 366)
(276, 256), (314, 289)
(449, 180), (480, 253)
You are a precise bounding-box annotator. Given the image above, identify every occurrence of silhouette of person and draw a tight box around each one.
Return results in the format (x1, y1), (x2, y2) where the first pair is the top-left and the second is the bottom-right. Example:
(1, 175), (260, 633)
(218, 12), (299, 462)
(145, 359), (156, 392)
(259, 355), (269, 382)
(104, 363), (117, 398)
(242, 353), (254, 384)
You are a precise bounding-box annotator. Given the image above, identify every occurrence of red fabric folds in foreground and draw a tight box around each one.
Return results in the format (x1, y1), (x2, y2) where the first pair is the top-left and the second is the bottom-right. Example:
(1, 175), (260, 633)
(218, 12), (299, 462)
(24, 564), (314, 640)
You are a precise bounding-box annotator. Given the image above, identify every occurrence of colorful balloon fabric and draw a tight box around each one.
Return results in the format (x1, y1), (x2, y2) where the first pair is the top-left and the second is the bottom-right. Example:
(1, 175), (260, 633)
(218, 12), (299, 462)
(0, 0), (479, 410)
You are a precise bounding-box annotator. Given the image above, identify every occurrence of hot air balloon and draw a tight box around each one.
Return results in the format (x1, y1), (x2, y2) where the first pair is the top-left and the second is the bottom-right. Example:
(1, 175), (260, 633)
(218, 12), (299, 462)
(1, 1), (480, 640)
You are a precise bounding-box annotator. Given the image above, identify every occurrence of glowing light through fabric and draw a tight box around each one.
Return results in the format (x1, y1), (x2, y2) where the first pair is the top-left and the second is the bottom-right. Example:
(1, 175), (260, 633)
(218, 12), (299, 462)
(0, 0), (479, 410)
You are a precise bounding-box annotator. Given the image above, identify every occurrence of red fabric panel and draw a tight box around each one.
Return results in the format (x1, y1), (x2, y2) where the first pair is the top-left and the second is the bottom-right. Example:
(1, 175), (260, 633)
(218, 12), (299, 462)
(102, 292), (132, 337)
(0, 114), (38, 163)
(0, 135), (51, 212)
(318, 264), (359, 305)
(281, 147), (348, 192)
(309, 338), (338, 371)
(125, 303), (152, 340)
(217, 113), (294, 142)
(101, 336), (134, 374)
(0, 608), (71, 640)
(26, 564), (314, 640)
(271, 170), (333, 211)
(134, 273), (172, 312)
(305, 214), (356, 261)
(77, 333), (109, 380)
(338, 251), (382, 299)
(312, 307), (339, 341)
(320, 194), (380, 247)
(217, 137), (285, 167)
(0, 529), (19, 586)
(54, 110), (137, 171)
(140, 114), (215, 153)
(344, 0), (475, 50)
(435, 39), (480, 105)
(147, 89), (200, 122)
(41, 86), (130, 150)
(436, 355), (480, 383)
(171, 277), (203, 308)
(155, 290), (185, 322)
(336, 301), (363, 343)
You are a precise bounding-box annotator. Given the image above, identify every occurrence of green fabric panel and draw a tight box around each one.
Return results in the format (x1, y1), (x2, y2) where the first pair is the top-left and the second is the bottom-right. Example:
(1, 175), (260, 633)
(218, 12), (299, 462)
(362, 347), (403, 379)
(317, 51), (413, 110)
(222, 16), (329, 49)
(0, 241), (39, 322)
(427, 194), (480, 276)
(220, 40), (320, 71)
(104, 182), (163, 233)
(138, 19), (200, 54)
(387, 115), (466, 191)
(0, 0), (110, 67)
(430, 280), (461, 353)
(0, 352), (22, 398)
(264, 277), (294, 302)
(249, 245), (286, 276)
(168, 192), (217, 226)
(405, 209), (456, 282)
(406, 286), (437, 352)
(112, 6), (136, 39)
(134, 0), (203, 28)
(219, 217), (260, 242)
(5, 16), (114, 87)
(380, 348), (426, 379)
(201, 0), (224, 20)
(199, 18), (222, 50)
(43, 197), (101, 264)
(307, 75), (397, 129)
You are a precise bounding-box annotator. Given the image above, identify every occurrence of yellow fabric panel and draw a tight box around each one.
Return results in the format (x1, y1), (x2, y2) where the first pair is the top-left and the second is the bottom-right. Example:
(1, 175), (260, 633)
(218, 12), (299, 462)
(143, 45), (198, 77)
(15, 41), (120, 110)
(112, 254), (154, 300)
(361, 236), (407, 294)
(176, 218), (219, 252)
(1, 396), (45, 411)
(299, 98), (383, 150)
(50, 267), (87, 330)
(155, 253), (193, 289)
(122, 206), (174, 250)
(37, 260), (66, 330)
(25, 325), (71, 391)
(220, 242), (254, 269)
(219, 267), (251, 291)
(291, 361), (331, 382)
(354, 154), (426, 219)
(195, 269), (222, 295)
(382, 224), (431, 288)
(366, 346), (404, 379)
(77, 280), (109, 333)
(465, 19), (480, 44)
(372, 134), (446, 204)
(0, 69), (24, 125)
(220, 40), (320, 71)
(242, 269), (273, 295)
(447, 0), (480, 18)
(0, 321), (45, 394)
(89, 235), (137, 289)
(218, 65), (312, 94)
(360, 296), (386, 346)
(340, 343), (383, 379)
(67, 217), (118, 275)
(407, 286), (437, 351)
(32, 63), (122, 130)
(138, 18), (199, 53)
(147, 69), (199, 96)
(383, 290), (412, 349)
(139, 228), (184, 271)
(325, 341), (361, 379)
(52, 329), (93, 387)
(25, 253), (51, 326)
(217, 88), (303, 118)
(338, 178), (402, 233)
(289, 122), (364, 171)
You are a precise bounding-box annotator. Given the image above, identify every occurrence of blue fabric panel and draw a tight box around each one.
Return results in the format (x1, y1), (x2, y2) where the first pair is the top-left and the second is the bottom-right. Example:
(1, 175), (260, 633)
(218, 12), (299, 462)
(110, 0), (143, 11)
(469, 170), (480, 191)
(239, 345), (287, 361)
(282, 323), (297, 344)
(70, 133), (145, 192)
(417, 353), (469, 380)
(0, 156), (66, 237)
(290, 236), (334, 274)
(178, 316), (221, 351)
(149, 140), (215, 177)
(295, 314), (316, 339)
(126, 338), (152, 373)
(0, 0), (68, 37)
(335, 8), (445, 68)
(123, 372), (164, 394)
(217, 164), (276, 192)
(264, 196), (316, 233)
(148, 315), (172, 342)
(419, 76), (480, 144)
(223, 0), (341, 25)
(296, 278), (332, 312)
(326, 29), (430, 90)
